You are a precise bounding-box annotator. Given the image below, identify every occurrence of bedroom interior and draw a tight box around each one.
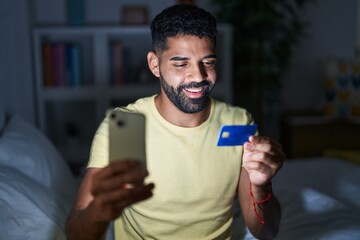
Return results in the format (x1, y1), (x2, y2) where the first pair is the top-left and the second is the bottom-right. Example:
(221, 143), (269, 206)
(0, 0), (360, 239)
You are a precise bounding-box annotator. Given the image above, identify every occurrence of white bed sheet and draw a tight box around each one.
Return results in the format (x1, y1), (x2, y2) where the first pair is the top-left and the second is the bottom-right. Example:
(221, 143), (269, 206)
(273, 157), (360, 240)
(0, 166), (69, 240)
(232, 157), (360, 240)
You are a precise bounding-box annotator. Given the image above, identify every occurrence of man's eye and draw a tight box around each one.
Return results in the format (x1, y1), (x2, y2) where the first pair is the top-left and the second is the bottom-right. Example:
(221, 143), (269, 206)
(204, 61), (216, 67)
(174, 63), (187, 68)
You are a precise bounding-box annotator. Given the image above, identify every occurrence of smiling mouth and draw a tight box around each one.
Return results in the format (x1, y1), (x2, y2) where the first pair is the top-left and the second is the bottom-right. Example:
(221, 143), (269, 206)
(185, 87), (203, 93)
(183, 86), (207, 99)
(180, 80), (211, 98)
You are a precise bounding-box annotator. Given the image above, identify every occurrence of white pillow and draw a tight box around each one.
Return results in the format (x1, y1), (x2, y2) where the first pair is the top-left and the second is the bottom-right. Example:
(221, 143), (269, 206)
(0, 114), (77, 202)
(0, 165), (68, 239)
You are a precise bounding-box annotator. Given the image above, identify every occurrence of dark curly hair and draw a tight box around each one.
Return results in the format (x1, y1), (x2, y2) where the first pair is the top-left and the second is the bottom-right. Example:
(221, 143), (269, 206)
(150, 4), (217, 54)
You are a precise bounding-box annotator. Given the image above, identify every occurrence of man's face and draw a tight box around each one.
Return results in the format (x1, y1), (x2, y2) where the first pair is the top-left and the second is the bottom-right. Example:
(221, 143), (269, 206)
(157, 35), (217, 113)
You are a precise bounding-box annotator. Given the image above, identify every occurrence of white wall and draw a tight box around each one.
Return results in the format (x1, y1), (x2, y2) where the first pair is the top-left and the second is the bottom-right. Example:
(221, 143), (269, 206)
(34, 0), (65, 24)
(282, 0), (359, 112)
(0, 0), (35, 124)
(34, 0), (213, 25)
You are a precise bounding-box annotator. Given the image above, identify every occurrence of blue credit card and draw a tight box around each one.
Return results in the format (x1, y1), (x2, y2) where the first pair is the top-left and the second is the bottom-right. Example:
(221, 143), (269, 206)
(216, 124), (257, 146)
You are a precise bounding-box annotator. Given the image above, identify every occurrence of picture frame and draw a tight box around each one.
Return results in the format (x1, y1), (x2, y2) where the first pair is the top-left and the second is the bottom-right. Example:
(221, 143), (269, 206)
(121, 6), (149, 25)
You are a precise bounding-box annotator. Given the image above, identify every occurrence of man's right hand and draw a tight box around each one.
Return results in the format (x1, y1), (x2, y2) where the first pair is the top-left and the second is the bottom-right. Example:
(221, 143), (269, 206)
(89, 160), (154, 221)
(66, 160), (154, 240)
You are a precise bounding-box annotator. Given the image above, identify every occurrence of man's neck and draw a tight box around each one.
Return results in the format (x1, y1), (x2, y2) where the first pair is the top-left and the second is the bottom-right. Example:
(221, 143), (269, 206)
(154, 94), (211, 128)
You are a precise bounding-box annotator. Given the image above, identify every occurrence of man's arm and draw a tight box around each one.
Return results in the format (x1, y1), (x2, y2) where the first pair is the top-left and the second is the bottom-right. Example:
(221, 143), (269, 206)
(66, 161), (154, 240)
(238, 136), (285, 239)
(238, 169), (281, 239)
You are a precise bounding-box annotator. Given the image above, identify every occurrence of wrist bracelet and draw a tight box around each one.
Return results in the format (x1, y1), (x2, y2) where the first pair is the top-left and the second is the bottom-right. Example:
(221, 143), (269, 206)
(250, 183), (272, 224)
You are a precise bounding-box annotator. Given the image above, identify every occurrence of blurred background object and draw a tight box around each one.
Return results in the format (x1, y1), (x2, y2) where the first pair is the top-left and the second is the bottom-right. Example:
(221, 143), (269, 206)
(211, 0), (315, 138)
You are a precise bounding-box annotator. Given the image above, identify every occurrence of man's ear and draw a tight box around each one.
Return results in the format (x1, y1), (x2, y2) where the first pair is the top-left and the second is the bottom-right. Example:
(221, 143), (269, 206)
(147, 51), (160, 77)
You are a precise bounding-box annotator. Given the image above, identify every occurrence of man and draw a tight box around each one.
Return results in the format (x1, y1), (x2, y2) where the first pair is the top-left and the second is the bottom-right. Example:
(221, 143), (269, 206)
(66, 4), (285, 240)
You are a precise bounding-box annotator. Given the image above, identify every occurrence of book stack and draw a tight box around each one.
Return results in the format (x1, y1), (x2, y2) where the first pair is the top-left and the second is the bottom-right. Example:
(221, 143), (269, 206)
(42, 42), (82, 87)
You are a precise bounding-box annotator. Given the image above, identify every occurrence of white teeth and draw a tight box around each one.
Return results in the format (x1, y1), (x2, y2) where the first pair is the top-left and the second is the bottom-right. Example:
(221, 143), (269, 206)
(185, 87), (202, 93)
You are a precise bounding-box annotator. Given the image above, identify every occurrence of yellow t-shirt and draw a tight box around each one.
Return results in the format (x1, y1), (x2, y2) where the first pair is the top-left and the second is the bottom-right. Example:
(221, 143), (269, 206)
(88, 95), (253, 239)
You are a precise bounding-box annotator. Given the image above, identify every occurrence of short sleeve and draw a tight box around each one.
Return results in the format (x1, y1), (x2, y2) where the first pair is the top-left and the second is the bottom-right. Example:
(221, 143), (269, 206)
(87, 117), (110, 168)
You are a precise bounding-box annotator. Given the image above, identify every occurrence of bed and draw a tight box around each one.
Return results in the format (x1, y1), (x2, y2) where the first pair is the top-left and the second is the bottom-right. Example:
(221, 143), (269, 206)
(0, 109), (78, 239)
(233, 157), (360, 240)
(1, 108), (360, 239)
(273, 157), (360, 240)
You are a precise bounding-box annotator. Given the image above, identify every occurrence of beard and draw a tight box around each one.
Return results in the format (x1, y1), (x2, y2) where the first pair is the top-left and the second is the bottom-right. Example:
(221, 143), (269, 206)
(159, 72), (214, 113)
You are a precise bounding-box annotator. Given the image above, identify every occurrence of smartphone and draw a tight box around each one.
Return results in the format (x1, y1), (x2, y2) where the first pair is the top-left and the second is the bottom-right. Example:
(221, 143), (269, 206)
(108, 108), (146, 168)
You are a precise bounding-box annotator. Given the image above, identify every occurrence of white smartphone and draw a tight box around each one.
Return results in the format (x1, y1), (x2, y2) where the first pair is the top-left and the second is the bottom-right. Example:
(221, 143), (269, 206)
(108, 108), (146, 168)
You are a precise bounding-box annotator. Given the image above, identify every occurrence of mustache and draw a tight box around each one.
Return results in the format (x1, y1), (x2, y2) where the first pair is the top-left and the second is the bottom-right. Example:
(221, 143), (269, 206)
(178, 80), (210, 90)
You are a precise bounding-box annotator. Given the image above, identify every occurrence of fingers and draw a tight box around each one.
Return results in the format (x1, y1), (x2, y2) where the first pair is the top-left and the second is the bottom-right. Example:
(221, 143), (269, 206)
(246, 136), (283, 155)
(92, 162), (149, 195)
(94, 182), (154, 208)
(246, 136), (285, 161)
(244, 151), (283, 169)
(90, 182), (154, 221)
(89, 160), (155, 221)
(101, 183), (154, 205)
(242, 135), (286, 186)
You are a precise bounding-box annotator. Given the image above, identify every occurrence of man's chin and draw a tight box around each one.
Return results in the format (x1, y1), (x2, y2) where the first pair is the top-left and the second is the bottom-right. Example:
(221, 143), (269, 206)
(180, 98), (209, 113)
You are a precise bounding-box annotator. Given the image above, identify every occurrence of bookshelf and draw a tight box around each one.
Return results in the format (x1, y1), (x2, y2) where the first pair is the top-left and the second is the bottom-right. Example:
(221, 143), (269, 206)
(33, 25), (233, 166)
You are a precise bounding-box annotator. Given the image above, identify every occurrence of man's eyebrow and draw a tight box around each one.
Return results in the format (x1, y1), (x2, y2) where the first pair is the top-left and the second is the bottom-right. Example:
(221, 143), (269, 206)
(169, 54), (217, 61)
(203, 54), (217, 59)
(169, 56), (190, 61)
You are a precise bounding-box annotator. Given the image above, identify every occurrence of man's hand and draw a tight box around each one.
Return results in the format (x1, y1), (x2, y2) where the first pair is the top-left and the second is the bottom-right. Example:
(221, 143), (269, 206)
(239, 135), (284, 239)
(66, 160), (154, 240)
(242, 135), (285, 187)
(89, 160), (155, 222)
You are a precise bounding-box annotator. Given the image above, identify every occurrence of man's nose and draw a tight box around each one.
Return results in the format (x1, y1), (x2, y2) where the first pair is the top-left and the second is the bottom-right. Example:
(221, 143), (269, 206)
(187, 63), (207, 82)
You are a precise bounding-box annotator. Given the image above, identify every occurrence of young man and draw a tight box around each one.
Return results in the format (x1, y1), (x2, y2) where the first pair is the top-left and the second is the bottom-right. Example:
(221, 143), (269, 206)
(66, 4), (285, 240)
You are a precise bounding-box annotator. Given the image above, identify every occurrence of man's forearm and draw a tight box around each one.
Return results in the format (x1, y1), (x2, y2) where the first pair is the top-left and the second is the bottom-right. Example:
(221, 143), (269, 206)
(244, 185), (281, 240)
(66, 207), (110, 240)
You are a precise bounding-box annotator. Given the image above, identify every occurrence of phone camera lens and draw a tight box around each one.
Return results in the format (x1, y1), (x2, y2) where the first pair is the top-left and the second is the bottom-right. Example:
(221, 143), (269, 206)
(117, 120), (125, 127)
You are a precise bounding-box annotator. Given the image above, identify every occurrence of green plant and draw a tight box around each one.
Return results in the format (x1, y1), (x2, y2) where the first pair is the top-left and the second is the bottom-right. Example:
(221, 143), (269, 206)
(211, 0), (314, 130)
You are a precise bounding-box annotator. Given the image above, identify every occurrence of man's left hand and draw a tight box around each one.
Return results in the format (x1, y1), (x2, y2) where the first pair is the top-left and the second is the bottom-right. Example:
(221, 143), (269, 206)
(242, 136), (286, 187)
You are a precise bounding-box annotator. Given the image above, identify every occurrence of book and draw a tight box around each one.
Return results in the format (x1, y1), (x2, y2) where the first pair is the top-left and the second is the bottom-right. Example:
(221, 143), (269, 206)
(65, 44), (82, 87)
(71, 44), (82, 86)
(41, 43), (54, 87)
(110, 41), (124, 85)
(51, 43), (66, 87)
(65, 44), (73, 86)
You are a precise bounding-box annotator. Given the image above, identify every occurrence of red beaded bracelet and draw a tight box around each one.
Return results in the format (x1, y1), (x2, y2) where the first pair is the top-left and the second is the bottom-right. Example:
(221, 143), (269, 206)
(250, 183), (272, 224)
